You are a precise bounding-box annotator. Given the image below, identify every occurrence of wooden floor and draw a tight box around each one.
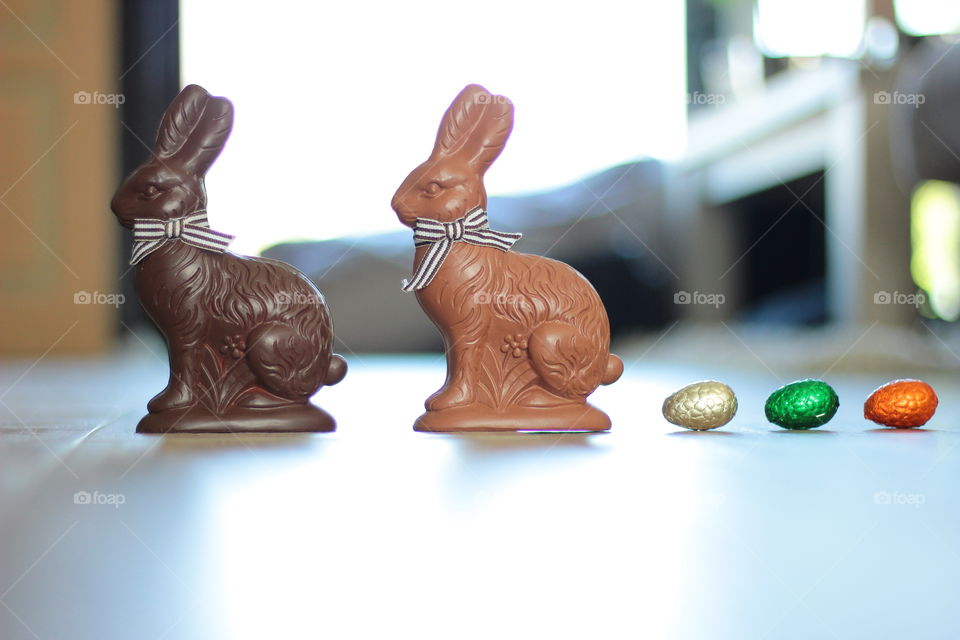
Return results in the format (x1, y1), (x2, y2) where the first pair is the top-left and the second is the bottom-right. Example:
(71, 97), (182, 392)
(0, 348), (958, 639)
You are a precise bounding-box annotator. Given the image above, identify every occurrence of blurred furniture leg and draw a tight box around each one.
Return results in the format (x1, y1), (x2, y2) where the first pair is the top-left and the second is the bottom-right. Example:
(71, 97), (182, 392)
(668, 59), (913, 325)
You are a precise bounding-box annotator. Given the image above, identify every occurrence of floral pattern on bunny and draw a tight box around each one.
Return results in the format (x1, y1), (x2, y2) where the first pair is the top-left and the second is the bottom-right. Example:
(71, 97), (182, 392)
(111, 85), (346, 433)
(392, 84), (622, 432)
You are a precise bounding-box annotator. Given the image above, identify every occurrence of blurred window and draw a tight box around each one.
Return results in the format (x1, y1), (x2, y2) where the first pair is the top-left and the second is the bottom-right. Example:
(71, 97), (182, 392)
(895, 0), (960, 36)
(754, 0), (866, 58)
(181, 1), (686, 254)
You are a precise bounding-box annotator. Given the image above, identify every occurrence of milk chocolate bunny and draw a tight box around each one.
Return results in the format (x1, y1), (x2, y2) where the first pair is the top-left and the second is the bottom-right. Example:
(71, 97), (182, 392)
(393, 84), (622, 432)
(112, 84), (346, 433)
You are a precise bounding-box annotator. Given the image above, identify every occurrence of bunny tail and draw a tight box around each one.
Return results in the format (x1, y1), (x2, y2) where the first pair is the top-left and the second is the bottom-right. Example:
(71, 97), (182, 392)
(601, 354), (624, 386)
(325, 355), (347, 386)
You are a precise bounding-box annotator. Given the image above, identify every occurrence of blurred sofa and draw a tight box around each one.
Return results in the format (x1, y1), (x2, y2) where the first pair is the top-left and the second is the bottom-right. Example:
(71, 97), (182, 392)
(264, 160), (671, 352)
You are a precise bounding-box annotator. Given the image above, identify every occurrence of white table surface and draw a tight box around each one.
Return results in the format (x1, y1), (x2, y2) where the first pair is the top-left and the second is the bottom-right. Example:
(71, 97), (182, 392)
(0, 349), (957, 639)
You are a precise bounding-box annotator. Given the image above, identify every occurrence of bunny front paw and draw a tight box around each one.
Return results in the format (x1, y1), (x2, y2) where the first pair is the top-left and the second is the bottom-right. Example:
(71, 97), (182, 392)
(147, 384), (194, 412)
(426, 385), (473, 411)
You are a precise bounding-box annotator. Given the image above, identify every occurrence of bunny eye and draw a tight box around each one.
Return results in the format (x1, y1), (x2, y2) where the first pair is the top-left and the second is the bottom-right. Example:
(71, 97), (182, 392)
(423, 182), (443, 196)
(141, 184), (162, 199)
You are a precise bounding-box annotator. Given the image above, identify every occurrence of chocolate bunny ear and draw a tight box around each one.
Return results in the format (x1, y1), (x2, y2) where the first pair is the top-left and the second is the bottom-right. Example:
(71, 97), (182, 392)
(431, 84), (514, 174)
(154, 84), (234, 176)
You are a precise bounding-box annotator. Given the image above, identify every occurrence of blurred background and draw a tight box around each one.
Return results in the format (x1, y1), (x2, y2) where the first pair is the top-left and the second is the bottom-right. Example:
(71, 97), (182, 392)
(5, 4), (960, 639)
(4, 0), (960, 371)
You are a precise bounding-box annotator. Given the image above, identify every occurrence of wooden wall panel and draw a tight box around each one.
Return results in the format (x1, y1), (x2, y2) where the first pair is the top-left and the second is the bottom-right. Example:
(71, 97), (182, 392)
(0, 0), (118, 353)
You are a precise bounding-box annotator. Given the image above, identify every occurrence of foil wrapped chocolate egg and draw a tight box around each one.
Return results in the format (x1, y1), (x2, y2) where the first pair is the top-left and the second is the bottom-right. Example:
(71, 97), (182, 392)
(765, 379), (839, 430)
(662, 380), (738, 430)
(864, 379), (938, 428)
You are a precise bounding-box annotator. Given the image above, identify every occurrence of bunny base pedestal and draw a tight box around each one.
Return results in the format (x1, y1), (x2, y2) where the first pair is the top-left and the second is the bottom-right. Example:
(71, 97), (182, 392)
(413, 403), (611, 433)
(137, 404), (336, 434)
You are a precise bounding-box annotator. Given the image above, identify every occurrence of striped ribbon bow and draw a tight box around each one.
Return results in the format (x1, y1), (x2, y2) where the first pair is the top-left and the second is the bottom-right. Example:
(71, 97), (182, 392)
(402, 207), (522, 292)
(130, 211), (234, 265)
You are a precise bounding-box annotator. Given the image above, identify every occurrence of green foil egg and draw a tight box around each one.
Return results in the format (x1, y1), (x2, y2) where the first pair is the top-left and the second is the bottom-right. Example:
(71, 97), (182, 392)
(764, 379), (839, 430)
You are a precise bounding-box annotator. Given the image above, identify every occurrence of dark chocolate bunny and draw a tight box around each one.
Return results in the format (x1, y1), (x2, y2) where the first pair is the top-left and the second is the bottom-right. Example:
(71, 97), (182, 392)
(392, 84), (622, 432)
(112, 85), (345, 433)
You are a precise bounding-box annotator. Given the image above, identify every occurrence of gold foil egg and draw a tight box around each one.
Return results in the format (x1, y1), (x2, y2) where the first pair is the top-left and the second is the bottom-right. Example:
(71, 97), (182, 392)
(662, 380), (738, 430)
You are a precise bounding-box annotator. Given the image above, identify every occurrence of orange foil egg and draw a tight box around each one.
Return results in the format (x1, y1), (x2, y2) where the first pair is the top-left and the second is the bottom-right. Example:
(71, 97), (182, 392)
(864, 379), (938, 428)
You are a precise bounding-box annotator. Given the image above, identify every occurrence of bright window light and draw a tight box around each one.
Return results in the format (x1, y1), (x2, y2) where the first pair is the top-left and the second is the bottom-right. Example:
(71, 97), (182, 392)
(911, 180), (960, 321)
(180, 1), (686, 254)
(895, 0), (960, 36)
(754, 0), (865, 58)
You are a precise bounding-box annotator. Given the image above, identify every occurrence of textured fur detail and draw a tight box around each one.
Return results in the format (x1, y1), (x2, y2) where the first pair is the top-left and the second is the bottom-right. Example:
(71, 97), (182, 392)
(417, 242), (612, 405)
(394, 84), (621, 414)
(247, 323), (324, 399)
(135, 242), (335, 406)
(114, 85), (343, 418)
(137, 242), (333, 399)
